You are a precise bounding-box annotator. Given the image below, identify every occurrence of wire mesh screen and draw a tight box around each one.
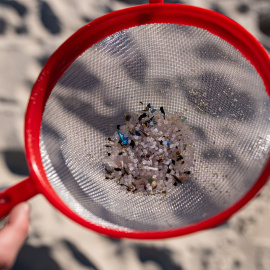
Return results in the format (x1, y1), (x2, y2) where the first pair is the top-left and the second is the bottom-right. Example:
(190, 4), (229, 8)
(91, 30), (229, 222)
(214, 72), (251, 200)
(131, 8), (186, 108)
(40, 23), (270, 231)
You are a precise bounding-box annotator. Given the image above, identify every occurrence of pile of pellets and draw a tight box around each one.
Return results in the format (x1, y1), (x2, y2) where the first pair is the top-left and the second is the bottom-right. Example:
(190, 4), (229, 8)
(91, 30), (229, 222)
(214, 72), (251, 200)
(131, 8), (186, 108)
(104, 104), (195, 195)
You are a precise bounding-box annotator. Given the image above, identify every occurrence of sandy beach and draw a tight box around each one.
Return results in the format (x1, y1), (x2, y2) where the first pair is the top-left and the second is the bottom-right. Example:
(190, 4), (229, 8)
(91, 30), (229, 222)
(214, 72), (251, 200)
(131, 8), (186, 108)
(1, 0), (270, 269)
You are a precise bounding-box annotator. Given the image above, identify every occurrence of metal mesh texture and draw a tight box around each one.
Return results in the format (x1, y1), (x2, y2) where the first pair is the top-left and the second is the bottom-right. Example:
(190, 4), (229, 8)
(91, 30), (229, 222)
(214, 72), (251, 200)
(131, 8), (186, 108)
(40, 23), (270, 232)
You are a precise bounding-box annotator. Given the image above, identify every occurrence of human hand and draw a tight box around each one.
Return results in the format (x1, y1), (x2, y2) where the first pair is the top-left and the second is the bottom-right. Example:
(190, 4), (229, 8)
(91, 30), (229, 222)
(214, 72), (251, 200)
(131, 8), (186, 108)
(0, 203), (30, 270)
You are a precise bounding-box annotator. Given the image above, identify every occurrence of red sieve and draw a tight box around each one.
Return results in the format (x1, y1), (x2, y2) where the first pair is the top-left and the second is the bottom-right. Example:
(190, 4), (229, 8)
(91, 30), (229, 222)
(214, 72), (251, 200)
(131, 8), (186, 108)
(1, 0), (270, 239)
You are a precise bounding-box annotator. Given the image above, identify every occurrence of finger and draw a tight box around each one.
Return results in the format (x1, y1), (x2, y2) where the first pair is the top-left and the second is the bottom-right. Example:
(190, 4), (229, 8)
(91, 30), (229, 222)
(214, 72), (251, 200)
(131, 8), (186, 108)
(0, 203), (30, 269)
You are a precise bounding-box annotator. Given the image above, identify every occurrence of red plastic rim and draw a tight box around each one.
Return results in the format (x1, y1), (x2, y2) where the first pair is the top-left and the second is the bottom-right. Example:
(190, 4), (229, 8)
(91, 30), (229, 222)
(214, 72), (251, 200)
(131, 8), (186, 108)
(25, 3), (270, 239)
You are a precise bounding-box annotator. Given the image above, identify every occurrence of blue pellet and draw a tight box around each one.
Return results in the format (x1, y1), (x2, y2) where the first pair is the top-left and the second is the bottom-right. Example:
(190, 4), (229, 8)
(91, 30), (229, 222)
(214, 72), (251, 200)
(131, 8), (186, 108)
(117, 131), (129, 145)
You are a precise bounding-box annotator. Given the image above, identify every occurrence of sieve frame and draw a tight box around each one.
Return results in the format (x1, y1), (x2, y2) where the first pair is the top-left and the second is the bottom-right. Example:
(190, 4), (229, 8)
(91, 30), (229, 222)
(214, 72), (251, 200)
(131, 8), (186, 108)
(24, 2), (270, 239)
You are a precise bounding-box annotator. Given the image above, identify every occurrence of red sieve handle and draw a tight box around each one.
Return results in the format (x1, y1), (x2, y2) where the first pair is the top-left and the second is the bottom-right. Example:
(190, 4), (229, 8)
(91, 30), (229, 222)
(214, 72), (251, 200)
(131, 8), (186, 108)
(149, 0), (163, 4)
(0, 177), (38, 219)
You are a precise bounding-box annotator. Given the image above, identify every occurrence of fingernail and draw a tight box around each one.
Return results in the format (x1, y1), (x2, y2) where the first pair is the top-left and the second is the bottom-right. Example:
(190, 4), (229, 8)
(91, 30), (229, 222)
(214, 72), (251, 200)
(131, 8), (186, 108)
(18, 202), (31, 216)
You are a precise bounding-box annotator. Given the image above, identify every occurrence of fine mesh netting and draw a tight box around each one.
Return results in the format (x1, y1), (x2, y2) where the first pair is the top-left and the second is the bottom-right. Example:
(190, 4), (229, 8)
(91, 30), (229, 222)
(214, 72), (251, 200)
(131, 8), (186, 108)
(40, 24), (270, 231)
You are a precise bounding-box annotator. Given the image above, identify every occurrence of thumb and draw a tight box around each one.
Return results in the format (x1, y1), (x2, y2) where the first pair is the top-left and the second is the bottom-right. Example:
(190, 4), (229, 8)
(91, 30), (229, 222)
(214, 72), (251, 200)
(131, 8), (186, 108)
(0, 203), (30, 269)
